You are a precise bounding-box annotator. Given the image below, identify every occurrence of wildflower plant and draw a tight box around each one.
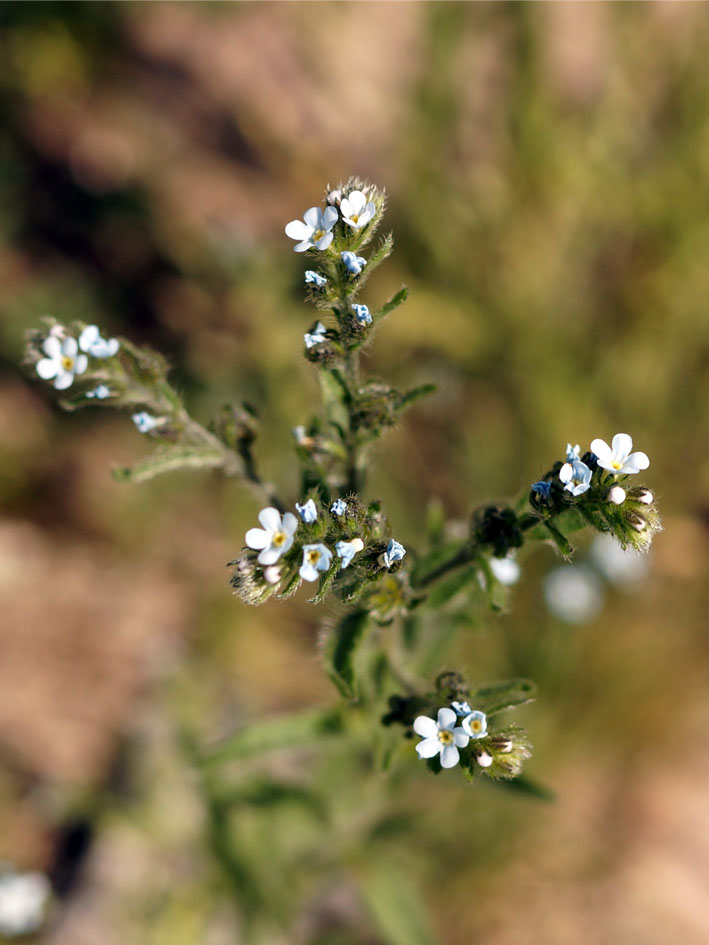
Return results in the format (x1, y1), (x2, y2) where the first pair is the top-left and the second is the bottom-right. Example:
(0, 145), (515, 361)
(23, 178), (661, 868)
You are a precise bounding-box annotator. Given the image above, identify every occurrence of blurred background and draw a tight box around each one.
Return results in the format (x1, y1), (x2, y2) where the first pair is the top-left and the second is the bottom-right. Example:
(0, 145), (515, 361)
(1, 2), (708, 943)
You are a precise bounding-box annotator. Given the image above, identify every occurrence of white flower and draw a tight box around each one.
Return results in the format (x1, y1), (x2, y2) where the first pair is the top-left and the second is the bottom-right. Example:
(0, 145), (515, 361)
(304, 270), (327, 288)
(86, 384), (111, 399)
(78, 324), (119, 358)
(382, 538), (406, 568)
(340, 251), (367, 275)
(462, 710), (488, 739)
(413, 707), (469, 769)
(132, 412), (160, 433)
(295, 498), (318, 523)
(299, 543), (332, 582)
(544, 565), (604, 624)
(304, 322), (327, 349)
(35, 335), (88, 390)
(451, 700), (471, 717)
(285, 206), (338, 253)
(589, 534), (649, 587)
(559, 459), (592, 496)
(566, 443), (581, 461)
(0, 871), (51, 937)
(330, 498), (347, 516)
(340, 190), (377, 230)
(476, 751), (493, 768)
(263, 565), (282, 585)
(489, 554), (521, 585)
(591, 433), (649, 475)
(351, 303), (372, 325)
(335, 537), (364, 569)
(245, 507), (298, 565)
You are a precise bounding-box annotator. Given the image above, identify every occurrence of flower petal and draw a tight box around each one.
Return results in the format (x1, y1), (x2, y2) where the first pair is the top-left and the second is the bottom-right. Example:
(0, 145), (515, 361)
(258, 547), (281, 565)
(42, 336), (61, 358)
(590, 438), (611, 459)
(285, 220), (312, 241)
(322, 205), (339, 229)
(79, 325), (99, 351)
(74, 354), (88, 375)
(339, 197), (352, 219)
(282, 512), (298, 536)
(258, 507), (281, 532)
(415, 737), (442, 759)
(303, 207), (321, 229)
(245, 527), (270, 550)
(625, 451), (649, 471)
(54, 371), (74, 390)
(437, 707), (457, 729)
(347, 191), (366, 215)
(293, 241), (312, 253)
(413, 715), (438, 738)
(315, 232), (333, 251)
(453, 729), (470, 748)
(36, 358), (59, 379)
(559, 462), (572, 485)
(440, 745), (460, 768)
(299, 562), (318, 582)
(611, 433), (633, 459)
(61, 336), (78, 357)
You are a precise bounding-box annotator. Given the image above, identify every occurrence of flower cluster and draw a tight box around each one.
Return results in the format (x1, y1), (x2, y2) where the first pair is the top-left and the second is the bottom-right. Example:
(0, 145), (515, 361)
(230, 497), (408, 606)
(530, 432), (660, 552)
(33, 324), (119, 391)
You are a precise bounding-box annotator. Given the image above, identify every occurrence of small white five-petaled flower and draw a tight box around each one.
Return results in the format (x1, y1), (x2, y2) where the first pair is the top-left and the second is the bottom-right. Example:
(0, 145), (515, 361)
(591, 433), (649, 475)
(559, 459), (592, 496)
(245, 507), (298, 565)
(79, 324), (119, 358)
(295, 498), (318, 523)
(299, 543), (332, 582)
(285, 206), (338, 253)
(462, 710), (488, 739)
(339, 190), (377, 230)
(36, 335), (88, 390)
(335, 538), (364, 569)
(413, 707), (470, 769)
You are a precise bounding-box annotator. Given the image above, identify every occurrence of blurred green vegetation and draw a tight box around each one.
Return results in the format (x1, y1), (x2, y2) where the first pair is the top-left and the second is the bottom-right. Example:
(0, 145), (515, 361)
(1, 3), (708, 944)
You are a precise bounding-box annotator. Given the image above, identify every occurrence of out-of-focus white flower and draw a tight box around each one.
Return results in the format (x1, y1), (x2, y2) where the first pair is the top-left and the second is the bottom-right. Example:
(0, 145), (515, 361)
(246, 508), (298, 565)
(85, 384), (111, 400)
(36, 335), (88, 390)
(559, 460), (592, 496)
(591, 433), (649, 475)
(462, 710), (488, 739)
(335, 537), (364, 569)
(0, 870), (51, 938)
(299, 543), (332, 582)
(78, 325), (119, 358)
(340, 190), (376, 230)
(132, 412), (160, 433)
(413, 707), (469, 769)
(295, 498), (318, 523)
(489, 554), (521, 585)
(330, 499), (347, 516)
(285, 206), (338, 252)
(589, 534), (650, 587)
(544, 565), (604, 624)
(304, 322), (327, 349)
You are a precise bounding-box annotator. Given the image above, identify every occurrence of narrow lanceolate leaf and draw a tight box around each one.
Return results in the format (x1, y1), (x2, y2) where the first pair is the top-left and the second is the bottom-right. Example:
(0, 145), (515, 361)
(347, 233), (394, 294)
(374, 285), (409, 323)
(323, 609), (370, 699)
(112, 445), (228, 483)
(359, 864), (438, 945)
(472, 679), (537, 716)
(395, 383), (437, 412)
(543, 520), (574, 559)
(199, 708), (343, 767)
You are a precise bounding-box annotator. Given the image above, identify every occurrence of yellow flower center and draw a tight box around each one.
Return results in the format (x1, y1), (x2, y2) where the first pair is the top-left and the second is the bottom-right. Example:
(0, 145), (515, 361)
(272, 531), (286, 547)
(312, 229), (325, 243)
(351, 213), (359, 224)
(307, 549), (321, 565)
(61, 356), (74, 371)
(612, 460), (623, 470)
(438, 729), (454, 746)
(469, 719), (483, 734)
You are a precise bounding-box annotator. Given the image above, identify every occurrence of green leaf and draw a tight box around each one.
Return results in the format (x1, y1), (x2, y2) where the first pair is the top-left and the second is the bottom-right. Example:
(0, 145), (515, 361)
(426, 566), (477, 608)
(359, 864), (437, 945)
(199, 708), (342, 767)
(543, 520), (574, 559)
(472, 679), (537, 716)
(375, 285), (409, 323)
(395, 383), (437, 412)
(323, 609), (370, 699)
(308, 559), (339, 605)
(112, 444), (227, 483)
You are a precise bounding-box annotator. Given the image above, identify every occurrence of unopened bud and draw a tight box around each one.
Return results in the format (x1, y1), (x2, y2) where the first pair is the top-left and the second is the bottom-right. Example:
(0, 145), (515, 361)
(637, 489), (653, 505)
(263, 566), (282, 585)
(476, 751), (493, 768)
(627, 514), (646, 532)
(608, 486), (626, 505)
(497, 741), (513, 753)
(327, 189), (342, 206)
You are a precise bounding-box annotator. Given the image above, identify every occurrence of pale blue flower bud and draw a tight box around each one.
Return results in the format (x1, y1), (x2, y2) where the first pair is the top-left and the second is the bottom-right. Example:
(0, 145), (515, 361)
(340, 251), (366, 275)
(351, 304), (372, 325)
(383, 538), (406, 568)
(330, 499), (347, 516)
(305, 270), (327, 288)
(295, 498), (318, 523)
